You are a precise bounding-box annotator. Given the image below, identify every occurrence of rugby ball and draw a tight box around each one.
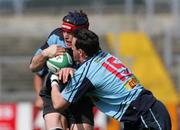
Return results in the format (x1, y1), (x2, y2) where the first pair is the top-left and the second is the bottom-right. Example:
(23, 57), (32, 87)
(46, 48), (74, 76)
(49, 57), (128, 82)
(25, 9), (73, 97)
(46, 52), (73, 73)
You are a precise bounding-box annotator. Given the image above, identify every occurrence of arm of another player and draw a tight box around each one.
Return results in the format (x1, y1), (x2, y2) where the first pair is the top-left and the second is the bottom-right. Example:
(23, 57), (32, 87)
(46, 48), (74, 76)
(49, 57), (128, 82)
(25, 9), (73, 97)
(33, 74), (43, 109)
(29, 45), (65, 72)
(50, 74), (70, 111)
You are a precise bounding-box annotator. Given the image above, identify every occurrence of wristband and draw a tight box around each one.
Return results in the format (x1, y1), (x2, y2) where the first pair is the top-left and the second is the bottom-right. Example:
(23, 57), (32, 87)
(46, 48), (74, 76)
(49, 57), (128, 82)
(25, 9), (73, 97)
(50, 74), (59, 87)
(51, 79), (59, 87)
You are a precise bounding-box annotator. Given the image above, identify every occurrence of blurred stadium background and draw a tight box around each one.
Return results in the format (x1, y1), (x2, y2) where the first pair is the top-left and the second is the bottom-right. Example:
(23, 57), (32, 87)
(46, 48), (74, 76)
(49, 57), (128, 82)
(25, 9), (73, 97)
(0, 0), (180, 130)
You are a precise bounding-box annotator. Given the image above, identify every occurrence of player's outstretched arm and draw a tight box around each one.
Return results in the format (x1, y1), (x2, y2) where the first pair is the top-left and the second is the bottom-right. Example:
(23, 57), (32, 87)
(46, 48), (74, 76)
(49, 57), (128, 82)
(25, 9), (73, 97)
(50, 74), (70, 111)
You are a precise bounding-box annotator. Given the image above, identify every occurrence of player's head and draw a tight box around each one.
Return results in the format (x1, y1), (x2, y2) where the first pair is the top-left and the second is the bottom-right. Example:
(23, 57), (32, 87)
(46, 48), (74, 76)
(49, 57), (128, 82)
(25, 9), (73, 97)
(62, 10), (89, 48)
(71, 28), (101, 62)
(62, 10), (89, 33)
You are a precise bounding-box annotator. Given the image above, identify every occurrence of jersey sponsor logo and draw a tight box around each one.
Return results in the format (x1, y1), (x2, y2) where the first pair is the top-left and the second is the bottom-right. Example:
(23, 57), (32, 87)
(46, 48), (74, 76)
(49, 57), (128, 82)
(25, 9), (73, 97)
(125, 77), (139, 90)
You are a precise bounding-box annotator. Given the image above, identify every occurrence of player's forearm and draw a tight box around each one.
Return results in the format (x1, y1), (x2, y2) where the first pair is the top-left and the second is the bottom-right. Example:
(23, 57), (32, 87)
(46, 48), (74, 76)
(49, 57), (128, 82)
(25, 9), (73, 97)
(51, 85), (70, 111)
(29, 52), (48, 72)
(34, 74), (43, 93)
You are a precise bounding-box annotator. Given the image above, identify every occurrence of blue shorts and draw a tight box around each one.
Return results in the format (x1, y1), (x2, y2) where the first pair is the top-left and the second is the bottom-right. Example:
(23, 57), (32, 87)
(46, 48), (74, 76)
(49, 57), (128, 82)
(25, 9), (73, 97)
(123, 100), (171, 130)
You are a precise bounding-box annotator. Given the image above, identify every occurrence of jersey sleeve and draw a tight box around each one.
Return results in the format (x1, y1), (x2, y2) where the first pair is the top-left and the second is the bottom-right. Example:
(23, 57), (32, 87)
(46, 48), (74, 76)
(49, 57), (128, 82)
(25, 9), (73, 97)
(30, 28), (65, 76)
(32, 28), (65, 57)
(61, 63), (95, 103)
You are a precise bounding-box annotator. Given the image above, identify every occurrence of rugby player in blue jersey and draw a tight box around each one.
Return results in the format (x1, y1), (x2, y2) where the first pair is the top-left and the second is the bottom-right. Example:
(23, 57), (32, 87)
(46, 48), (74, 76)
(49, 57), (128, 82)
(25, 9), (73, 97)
(30, 11), (94, 130)
(50, 28), (172, 130)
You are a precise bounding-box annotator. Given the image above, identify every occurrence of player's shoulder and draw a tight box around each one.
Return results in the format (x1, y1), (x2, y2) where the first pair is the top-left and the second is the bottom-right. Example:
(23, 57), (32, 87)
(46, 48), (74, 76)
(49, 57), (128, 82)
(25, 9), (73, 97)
(48, 28), (64, 40)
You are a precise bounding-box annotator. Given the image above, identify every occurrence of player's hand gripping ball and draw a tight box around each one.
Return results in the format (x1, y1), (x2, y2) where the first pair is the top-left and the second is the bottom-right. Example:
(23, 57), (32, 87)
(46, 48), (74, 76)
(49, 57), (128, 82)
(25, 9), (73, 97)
(46, 52), (73, 73)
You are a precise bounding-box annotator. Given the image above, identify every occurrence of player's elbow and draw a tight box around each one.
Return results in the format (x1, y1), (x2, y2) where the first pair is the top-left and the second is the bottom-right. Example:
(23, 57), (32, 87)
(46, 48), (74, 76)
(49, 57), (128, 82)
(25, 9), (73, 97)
(29, 61), (42, 72)
(53, 103), (67, 112)
(29, 64), (37, 72)
(53, 103), (62, 110)
(52, 98), (70, 111)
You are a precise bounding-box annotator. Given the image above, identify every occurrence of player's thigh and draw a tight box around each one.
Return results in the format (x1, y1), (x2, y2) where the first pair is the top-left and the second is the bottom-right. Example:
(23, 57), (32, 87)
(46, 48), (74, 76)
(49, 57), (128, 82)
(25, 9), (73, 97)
(59, 114), (69, 130)
(69, 123), (93, 130)
(44, 112), (68, 130)
(148, 100), (171, 130)
(42, 96), (69, 130)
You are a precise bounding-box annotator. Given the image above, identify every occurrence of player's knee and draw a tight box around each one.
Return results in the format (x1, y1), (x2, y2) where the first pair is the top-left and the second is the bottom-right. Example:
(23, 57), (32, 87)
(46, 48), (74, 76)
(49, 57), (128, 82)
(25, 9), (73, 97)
(49, 127), (63, 130)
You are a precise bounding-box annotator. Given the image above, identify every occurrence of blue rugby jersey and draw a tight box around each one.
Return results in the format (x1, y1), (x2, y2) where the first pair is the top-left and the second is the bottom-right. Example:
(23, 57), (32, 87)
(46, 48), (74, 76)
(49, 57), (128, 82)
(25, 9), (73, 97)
(61, 50), (145, 121)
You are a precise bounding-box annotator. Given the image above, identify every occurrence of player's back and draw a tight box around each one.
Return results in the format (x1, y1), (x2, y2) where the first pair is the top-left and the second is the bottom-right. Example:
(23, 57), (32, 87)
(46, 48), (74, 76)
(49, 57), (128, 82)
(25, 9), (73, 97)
(83, 50), (144, 120)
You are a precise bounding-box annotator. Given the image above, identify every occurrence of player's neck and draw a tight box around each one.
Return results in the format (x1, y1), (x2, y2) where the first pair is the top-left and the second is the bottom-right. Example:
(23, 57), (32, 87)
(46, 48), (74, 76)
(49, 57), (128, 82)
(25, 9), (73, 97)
(79, 54), (88, 64)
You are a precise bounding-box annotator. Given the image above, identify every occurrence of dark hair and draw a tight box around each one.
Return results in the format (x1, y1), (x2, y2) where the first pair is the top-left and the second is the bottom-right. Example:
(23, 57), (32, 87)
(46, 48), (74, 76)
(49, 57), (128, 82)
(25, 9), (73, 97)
(63, 10), (89, 27)
(72, 28), (101, 57)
